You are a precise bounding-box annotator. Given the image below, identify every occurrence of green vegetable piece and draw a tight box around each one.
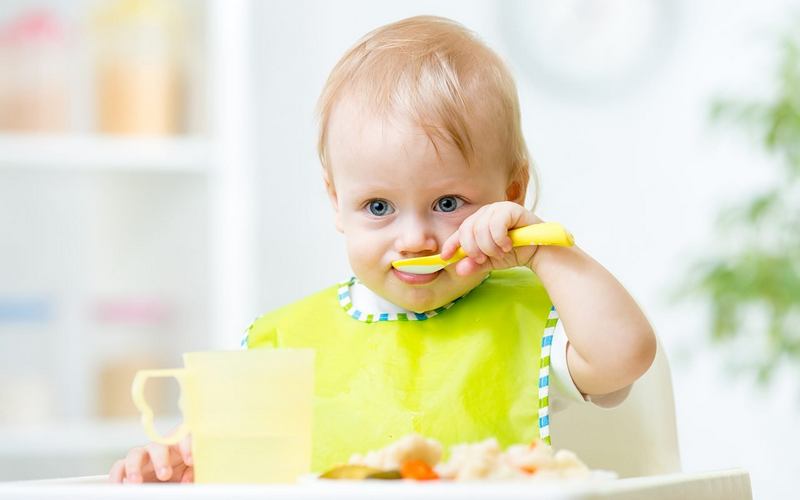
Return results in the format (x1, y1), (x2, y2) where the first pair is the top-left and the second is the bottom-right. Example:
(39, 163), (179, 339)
(366, 470), (402, 480)
(319, 465), (383, 480)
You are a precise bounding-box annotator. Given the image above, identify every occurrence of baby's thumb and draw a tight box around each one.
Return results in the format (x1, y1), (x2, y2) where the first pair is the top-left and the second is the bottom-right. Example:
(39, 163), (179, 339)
(454, 256), (491, 277)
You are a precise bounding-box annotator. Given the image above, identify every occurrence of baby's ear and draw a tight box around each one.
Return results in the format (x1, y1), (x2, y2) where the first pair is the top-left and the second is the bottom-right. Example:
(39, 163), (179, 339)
(322, 169), (344, 233)
(505, 168), (529, 205)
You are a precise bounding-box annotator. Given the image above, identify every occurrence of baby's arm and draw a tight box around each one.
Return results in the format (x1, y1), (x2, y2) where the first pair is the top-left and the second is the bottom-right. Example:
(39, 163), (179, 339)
(441, 201), (656, 396)
(530, 244), (656, 396)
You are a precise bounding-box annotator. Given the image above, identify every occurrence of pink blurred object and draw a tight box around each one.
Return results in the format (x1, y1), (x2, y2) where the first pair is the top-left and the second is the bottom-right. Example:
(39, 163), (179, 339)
(0, 8), (71, 132)
(93, 298), (171, 324)
(0, 9), (68, 45)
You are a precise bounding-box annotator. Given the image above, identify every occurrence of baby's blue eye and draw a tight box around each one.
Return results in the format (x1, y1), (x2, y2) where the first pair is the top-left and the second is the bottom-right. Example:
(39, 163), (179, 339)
(367, 199), (394, 217)
(435, 196), (465, 213)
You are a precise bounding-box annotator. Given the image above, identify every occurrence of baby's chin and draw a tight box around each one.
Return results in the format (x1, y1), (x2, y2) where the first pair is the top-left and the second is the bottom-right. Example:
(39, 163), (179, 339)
(356, 270), (484, 313)
(398, 300), (447, 314)
(386, 288), (466, 314)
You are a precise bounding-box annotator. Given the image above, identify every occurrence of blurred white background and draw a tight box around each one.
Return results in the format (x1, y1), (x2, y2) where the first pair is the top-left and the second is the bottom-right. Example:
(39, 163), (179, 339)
(1, 0), (798, 497)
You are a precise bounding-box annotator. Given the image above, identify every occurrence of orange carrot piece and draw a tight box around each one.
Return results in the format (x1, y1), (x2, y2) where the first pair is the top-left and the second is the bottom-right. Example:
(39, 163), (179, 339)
(400, 459), (439, 481)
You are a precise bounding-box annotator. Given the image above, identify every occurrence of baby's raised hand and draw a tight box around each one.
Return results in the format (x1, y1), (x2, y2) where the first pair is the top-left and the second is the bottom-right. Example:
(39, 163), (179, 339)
(109, 430), (193, 484)
(440, 201), (544, 276)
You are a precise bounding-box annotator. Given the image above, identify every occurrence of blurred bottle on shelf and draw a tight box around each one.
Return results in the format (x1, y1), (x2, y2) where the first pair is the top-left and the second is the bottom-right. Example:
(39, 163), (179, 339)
(0, 9), (70, 132)
(90, 0), (187, 135)
(98, 358), (174, 418)
(92, 296), (175, 418)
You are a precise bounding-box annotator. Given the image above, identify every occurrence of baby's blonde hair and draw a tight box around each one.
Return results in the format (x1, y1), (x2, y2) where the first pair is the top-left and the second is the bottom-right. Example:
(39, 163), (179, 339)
(316, 15), (538, 207)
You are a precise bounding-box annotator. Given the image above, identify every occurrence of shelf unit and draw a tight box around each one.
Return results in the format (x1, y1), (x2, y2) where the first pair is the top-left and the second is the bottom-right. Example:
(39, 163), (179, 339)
(0, 0), (258, 481)
(0, 416), (182, 458)
(0, 135), (211, 172)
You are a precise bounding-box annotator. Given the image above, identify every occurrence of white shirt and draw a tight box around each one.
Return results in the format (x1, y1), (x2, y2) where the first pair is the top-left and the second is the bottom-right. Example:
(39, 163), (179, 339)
(350, 280), (631, 412)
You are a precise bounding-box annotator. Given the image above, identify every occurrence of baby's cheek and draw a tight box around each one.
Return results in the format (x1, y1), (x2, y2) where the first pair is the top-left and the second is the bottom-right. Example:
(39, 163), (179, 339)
(345, 238), (379, 276)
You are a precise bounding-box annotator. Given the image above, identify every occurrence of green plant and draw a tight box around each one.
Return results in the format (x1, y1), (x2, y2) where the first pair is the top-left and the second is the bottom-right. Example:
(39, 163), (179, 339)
(681, 20), (800, 383)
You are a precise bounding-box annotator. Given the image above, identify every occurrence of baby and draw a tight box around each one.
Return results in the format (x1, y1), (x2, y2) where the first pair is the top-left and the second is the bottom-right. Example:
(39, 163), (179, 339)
(110, 15), (656, 483)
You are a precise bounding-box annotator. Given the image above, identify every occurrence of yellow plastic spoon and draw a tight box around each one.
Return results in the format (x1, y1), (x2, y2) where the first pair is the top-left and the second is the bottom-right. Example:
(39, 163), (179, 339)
(391, 222), (575, 275)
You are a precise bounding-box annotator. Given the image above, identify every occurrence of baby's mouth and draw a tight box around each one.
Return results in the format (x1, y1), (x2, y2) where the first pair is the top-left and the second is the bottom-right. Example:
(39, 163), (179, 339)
(392, 267), (442, 285)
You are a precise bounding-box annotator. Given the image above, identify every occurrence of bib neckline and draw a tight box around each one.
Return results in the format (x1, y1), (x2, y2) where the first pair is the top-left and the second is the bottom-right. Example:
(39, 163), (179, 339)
(336, 275), (488, 323)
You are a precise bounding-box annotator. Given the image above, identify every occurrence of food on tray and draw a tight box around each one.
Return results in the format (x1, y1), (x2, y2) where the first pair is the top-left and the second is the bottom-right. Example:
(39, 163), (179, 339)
(319, 465), (399, 480)
(320, 434), (603, 481)
(400, 458), (439, 480)
(348, 434), (442, 472)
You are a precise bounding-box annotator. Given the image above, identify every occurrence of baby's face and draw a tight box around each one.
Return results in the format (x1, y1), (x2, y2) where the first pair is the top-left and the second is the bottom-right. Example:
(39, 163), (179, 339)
(325, 100), (514, 312)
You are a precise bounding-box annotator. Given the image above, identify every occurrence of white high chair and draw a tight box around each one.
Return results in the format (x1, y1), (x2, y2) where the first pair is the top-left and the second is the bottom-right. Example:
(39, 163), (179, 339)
(550, 338), (681, 477)
(550, 338), (753, 497)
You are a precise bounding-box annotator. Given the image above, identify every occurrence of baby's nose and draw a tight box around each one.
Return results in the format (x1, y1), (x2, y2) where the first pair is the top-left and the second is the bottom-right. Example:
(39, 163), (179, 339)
(396, 219), (438, 255)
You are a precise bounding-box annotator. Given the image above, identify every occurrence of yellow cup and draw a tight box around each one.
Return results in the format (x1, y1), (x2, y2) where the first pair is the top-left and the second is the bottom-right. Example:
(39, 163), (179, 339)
(131, 349), (315, 483)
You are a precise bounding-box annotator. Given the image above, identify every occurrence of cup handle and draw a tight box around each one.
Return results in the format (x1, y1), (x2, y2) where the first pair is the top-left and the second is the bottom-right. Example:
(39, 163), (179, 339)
(132, 369), (190, 445)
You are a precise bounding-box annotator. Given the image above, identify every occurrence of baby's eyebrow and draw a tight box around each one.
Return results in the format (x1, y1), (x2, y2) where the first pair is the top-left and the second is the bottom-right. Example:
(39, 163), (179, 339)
(346, 190), (396, 206)
(349, 185), (394, 197)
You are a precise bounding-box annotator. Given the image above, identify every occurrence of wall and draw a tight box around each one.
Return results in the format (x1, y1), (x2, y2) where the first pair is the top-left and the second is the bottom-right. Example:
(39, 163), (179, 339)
(251, 1), (799, 498)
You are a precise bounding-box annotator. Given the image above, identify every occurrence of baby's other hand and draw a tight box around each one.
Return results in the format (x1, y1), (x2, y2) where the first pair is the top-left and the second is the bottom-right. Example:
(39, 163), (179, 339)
(109, 430), (193, 484)
(440, 201), (543, 276)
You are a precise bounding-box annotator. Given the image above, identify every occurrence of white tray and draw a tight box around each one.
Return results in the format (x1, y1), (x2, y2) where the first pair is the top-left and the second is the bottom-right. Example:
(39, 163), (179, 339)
(2, 468), (751, 499)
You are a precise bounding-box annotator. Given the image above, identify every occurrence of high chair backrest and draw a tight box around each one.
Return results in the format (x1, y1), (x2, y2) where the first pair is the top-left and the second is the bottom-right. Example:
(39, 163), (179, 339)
(549, 338), (682, 478)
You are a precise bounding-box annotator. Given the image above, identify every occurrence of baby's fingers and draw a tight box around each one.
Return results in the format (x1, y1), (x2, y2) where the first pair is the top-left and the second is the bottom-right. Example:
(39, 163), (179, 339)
(124, 446), (153, 484)
(473, 211), (511, 259)
(109, 459), (126, 483)
(489, 211), (514, 253)
(145, 443), (174, 481)
(178, 432), (193, 467)
(456, 216), (488, 264)
(440, 231), (463, 260)
(180, 466), (195, 484)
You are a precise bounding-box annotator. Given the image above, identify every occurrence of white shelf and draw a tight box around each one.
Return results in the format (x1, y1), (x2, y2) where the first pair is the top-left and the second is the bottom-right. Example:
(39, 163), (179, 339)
(0, 134), (211, 173)
(0, 416), (182, 457)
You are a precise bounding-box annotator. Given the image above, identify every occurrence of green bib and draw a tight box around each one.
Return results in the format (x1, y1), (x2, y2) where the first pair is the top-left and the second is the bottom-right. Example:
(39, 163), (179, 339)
(246, 268), (556, 472)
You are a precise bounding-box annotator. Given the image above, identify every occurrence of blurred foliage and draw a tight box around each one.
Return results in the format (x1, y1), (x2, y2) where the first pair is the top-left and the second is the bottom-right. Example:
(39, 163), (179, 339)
(682, 21), (800, 384)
